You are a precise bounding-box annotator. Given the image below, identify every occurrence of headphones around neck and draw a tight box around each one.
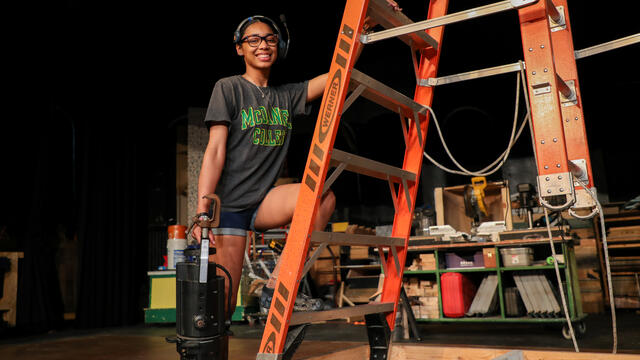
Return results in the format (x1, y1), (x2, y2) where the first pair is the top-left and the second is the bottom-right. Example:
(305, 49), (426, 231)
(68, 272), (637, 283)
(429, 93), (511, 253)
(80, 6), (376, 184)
(233, 15), (290, 60)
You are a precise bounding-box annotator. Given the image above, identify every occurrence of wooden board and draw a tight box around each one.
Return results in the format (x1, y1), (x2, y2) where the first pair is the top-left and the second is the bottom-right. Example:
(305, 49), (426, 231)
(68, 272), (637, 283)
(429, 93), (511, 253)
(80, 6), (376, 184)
(303, 344), (640, 360)
(0, 252), (24, 327)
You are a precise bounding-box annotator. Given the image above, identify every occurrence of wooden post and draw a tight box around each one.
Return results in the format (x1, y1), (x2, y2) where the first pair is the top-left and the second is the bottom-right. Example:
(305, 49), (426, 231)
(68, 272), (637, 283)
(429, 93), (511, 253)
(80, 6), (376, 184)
(0, 252), (24, 327)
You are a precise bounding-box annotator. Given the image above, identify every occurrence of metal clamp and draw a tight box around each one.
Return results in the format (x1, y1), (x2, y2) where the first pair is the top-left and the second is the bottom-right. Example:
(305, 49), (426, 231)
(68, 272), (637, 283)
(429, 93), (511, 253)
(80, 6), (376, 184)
(537, 172), (576, 211)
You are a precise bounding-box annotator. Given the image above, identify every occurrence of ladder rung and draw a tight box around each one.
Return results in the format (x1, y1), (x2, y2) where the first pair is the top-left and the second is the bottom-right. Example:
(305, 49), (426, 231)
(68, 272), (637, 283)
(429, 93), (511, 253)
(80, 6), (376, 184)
(331, 149), (416, 183)
(362, 0), (538, 45)
(420, 61), (525, 87)
(311, 231), (405, 247)
(367, 0), (438, 50)
(574, 33), (640, 60)
(290, 302), (394, 326)
(349, 69), (426, 118)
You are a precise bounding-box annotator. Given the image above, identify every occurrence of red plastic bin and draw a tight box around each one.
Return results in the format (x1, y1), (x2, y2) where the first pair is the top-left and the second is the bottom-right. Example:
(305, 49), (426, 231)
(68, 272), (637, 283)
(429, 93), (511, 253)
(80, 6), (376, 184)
(440, 272), (477, 317)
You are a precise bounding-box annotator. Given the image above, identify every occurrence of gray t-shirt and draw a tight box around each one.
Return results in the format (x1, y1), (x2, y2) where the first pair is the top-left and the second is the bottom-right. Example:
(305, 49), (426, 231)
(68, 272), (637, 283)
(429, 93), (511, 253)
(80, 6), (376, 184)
(204, 75), (310, 212)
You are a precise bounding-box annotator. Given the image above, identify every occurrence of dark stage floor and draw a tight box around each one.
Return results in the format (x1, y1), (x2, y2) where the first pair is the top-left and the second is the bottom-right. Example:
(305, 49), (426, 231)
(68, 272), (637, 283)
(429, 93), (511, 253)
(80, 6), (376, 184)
(1, 311), (639, 359)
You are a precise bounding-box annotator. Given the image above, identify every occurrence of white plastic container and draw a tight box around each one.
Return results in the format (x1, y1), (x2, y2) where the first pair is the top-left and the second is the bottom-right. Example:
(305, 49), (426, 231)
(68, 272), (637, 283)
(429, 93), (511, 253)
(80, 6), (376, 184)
(500, 247), (533, 267)
(167, 225), (187, 269)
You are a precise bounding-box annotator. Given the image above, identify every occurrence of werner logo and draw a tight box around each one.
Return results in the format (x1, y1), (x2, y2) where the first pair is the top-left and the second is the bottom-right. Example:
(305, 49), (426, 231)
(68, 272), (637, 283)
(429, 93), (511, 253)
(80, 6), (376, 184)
(262, 332), (276, 353)
(303, 23), (352, 193)
(318, 69), (341, 144)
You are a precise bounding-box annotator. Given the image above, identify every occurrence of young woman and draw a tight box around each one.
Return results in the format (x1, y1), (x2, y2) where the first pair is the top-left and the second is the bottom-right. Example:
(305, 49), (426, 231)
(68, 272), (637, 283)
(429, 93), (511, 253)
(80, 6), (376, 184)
(196, 15), (334, 317)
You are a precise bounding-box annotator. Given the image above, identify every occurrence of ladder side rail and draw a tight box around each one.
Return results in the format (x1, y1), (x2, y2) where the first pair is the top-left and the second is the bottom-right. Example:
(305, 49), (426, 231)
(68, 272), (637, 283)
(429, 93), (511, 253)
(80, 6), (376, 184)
(518, 0), (573, 209)
(379, 0), (451, 330)
(548, 0), (595, 209)
(257, 0), (370, 356)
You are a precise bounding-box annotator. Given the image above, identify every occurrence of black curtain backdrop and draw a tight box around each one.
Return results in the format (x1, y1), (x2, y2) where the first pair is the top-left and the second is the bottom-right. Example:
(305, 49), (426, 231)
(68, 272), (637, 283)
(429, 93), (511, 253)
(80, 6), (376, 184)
(74, 123), (148, 328)
(14, 111), (67, 333)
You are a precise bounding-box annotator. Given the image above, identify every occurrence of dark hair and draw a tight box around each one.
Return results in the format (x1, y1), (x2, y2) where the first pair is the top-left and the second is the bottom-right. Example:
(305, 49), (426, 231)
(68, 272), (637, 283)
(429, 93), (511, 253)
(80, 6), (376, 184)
(236, 18), (274, 42)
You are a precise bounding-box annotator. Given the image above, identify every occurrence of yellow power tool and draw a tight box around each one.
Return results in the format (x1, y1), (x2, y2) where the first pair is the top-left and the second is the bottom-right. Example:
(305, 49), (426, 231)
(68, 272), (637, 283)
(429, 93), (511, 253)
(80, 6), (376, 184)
(464, 176), (489, 227)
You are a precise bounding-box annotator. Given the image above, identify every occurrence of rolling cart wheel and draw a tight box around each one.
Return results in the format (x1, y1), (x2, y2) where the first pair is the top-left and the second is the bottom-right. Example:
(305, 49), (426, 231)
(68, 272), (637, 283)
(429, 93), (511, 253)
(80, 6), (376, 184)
(562, 321), (586, 340)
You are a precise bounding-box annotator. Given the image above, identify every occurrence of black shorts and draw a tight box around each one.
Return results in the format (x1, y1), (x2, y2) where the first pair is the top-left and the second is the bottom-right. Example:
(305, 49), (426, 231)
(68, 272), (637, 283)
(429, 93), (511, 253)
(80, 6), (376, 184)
(211, 207), (259, 236)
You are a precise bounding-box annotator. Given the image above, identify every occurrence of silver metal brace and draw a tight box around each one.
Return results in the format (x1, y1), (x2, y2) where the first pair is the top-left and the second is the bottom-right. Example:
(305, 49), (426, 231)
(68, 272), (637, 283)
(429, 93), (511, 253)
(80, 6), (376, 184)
(343, 84), (366, 113)
(420, 62), (525, 87)
(547, 3), (566, 32)
(556, 76), (577, 106)
(388, 178), (399, 213)
(537, 171), (574, 198)
(323, 162), (347, 195)
(361, 0), (538, 45)
(574, 33), (640, 59)
(537, 171), (576, 211)
(256, 353), (282, 360)
(199, 237), (209, 283)
(301, 243), (327, 278)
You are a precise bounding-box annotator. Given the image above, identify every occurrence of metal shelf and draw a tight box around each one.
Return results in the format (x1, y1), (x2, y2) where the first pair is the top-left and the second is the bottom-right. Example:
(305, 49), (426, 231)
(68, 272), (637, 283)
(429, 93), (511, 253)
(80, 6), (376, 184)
(500, 264), (566, 271)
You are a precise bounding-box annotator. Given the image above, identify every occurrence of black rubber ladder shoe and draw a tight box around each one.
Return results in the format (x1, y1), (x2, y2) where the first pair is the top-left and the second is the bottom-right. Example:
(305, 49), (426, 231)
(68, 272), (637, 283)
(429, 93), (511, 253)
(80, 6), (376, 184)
(259, 286), (317, 360)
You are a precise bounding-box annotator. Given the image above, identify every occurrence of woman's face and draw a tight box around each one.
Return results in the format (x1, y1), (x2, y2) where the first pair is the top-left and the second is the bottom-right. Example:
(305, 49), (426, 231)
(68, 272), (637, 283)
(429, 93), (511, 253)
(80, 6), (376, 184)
(236, 21), (278, 70)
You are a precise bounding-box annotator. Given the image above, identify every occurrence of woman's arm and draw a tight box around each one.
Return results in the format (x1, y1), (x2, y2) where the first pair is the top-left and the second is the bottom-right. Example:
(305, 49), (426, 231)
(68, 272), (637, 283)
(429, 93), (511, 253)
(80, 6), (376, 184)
(306, 73), (328, 102)
(197, 124), (228, 214)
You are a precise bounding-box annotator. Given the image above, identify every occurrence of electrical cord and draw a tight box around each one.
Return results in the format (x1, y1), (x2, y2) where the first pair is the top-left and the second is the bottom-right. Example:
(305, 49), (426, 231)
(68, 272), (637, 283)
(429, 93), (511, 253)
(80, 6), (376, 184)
(540, 176), (617, 353)
(215, 263), (234, 324)
(422, 61), (529, 176)
(573, 178), (618, 353)
(543, 208), (579, 352)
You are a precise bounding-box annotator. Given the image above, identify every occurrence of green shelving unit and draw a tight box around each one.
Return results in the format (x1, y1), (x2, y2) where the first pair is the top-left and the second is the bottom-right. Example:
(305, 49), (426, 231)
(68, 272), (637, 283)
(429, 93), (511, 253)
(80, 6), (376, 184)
(403, 237), (587, 339)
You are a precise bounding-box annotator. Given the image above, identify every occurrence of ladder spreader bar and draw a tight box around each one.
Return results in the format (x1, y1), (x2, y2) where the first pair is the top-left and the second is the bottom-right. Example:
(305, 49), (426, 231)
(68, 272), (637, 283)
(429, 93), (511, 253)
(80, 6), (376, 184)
(290, 302), (395, 326)
(362, 0), (538, 45)
(311, 231), (405, 247)
(367, 0), (439, 50)
(331, 148), (417, 183)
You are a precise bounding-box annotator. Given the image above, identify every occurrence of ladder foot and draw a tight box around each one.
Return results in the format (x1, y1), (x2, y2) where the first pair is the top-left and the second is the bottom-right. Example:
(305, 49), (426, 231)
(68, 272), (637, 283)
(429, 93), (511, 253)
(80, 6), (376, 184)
(365, 313), (391, 360)
(283, 324), (309, 360)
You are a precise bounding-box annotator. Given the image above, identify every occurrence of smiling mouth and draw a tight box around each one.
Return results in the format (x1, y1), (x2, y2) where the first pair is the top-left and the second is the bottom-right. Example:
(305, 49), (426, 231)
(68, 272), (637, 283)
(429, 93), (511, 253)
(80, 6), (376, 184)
(256, 53), (272, 61)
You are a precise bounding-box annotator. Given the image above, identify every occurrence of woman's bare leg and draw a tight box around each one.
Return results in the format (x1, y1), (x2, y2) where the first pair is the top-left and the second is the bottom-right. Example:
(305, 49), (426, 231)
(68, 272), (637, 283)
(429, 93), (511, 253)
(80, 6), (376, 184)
(211, 234), (247, 314)
(252, 183), (336, 288)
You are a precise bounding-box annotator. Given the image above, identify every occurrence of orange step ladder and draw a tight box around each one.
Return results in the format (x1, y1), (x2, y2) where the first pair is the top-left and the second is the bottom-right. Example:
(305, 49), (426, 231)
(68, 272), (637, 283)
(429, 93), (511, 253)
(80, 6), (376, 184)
(256, 0), (638, 358)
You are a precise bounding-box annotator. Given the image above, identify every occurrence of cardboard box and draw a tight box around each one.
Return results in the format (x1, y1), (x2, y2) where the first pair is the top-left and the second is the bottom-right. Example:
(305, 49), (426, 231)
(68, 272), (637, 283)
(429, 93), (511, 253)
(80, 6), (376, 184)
(434, 181), (512, 234)
(483, 248), (497, 268)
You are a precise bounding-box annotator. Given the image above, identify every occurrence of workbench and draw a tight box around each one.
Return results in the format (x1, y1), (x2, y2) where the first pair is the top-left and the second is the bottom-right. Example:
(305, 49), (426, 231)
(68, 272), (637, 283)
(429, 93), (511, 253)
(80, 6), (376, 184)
(401, 233), (586, 339)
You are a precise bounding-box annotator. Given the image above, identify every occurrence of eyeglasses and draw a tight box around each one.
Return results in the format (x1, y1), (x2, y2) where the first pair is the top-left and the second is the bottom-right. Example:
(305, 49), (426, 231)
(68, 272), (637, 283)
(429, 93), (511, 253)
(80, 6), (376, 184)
(240, 34), (278, 47)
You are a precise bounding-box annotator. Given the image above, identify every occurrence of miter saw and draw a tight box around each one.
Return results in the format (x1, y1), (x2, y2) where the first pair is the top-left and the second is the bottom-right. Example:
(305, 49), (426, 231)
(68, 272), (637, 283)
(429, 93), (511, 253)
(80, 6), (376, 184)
(464, 176), (489, 232)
